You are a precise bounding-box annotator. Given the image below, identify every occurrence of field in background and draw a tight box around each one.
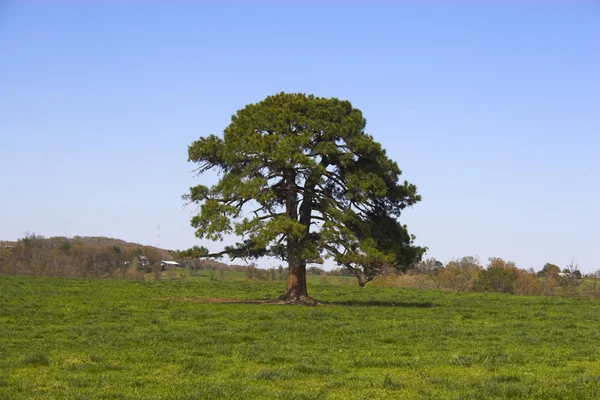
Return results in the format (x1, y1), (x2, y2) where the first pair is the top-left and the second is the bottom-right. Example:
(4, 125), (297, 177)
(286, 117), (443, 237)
(2, 275), (600, 399)
(147, 267), (357, 286)
(4, 235), (598, 300)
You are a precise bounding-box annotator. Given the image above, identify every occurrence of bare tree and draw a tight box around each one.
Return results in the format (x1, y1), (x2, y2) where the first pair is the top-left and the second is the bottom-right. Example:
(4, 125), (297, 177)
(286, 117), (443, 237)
(562, 261), (582, 287)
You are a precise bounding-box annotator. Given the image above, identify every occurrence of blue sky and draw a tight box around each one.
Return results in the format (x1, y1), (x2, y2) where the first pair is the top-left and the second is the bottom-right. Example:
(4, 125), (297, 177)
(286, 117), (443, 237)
(1, 1), (598, 272)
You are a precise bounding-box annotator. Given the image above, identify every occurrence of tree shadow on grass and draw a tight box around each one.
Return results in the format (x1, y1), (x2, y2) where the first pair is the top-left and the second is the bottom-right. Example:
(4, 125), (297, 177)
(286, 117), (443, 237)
(170, 297), (435, 308)
(321, 300), (435, 308)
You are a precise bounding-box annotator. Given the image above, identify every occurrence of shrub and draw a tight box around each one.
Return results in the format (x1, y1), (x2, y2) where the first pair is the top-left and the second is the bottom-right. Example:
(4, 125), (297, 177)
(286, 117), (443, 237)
(436, 264), (481, 292)
(580, 280), (599, 300)
(514, 269), (542, 296)
(152, 263), (162, 280)
(125, 267), (145, 280)
(475, 266), (516, 294)
(540, 275), (559, 297)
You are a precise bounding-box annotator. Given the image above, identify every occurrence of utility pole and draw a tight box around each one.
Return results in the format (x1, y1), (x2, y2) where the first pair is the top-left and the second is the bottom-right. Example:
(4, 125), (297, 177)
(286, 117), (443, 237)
(156, 224), (161, 248)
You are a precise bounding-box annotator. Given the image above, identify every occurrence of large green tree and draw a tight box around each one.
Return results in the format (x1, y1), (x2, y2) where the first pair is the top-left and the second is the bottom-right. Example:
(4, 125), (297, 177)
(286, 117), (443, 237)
(185, 93), (424, 302)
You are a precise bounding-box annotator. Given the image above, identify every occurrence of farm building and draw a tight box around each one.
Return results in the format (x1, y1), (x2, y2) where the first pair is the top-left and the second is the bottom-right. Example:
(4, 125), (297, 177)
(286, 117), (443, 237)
(160, 260), (180, 269)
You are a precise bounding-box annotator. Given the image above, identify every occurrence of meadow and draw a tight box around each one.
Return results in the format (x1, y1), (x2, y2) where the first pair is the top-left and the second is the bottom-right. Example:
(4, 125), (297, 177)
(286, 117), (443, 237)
(1, 274), (600, 399)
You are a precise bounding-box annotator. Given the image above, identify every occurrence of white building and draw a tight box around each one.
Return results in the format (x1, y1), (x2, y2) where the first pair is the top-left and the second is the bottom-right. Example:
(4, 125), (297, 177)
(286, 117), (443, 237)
(160, 260), (180, 269)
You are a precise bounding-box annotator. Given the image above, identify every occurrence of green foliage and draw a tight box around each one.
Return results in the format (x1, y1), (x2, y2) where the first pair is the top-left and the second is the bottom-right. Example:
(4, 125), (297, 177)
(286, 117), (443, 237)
(476, 267), (516, 294)
(538, 263), (561, 277)
(560, 262), (583, 290)
(571, 270), (583, 279)
(169, 246), (209, 259)
(474, 258), (518, 294)
(3, 275), (600, 399)
(185, 93), (424, 289)
(58, 241), (71, 254)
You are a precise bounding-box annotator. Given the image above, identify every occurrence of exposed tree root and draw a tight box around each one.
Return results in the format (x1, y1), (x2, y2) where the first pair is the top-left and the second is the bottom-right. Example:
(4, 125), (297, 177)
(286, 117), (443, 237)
(276, 293), (320, 305)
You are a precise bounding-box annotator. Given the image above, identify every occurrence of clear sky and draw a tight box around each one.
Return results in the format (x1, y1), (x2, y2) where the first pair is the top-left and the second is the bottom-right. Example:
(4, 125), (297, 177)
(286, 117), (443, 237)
(1, 1), (598, 272)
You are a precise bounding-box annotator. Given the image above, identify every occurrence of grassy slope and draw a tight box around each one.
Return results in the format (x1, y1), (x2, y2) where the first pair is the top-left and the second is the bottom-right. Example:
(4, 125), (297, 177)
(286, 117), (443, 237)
(1, 275), (600, 399)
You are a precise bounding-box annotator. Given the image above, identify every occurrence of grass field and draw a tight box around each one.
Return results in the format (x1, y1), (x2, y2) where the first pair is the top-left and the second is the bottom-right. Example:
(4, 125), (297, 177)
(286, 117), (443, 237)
(2, 275), (600, 399)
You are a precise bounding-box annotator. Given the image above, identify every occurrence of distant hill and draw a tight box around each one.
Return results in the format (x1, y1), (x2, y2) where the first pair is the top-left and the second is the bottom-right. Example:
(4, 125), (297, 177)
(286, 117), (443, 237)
(67, 236), (173, 259)
(0, 235), (334, 279)
(1, 235), (169, 252)
(0, 234), (175, 277)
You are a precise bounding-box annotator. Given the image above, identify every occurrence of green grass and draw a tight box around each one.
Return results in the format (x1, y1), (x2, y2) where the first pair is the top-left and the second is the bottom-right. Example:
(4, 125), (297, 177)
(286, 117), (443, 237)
(149, 267), (356, 286)
(2, 275), (600, 399)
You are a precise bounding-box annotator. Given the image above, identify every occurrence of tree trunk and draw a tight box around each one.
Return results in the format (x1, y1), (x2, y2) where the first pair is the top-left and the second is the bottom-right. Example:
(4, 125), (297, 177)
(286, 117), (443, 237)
(279, 238), (316, 304)
(280, 260), (309, 301)
(278, 168), (318, 304)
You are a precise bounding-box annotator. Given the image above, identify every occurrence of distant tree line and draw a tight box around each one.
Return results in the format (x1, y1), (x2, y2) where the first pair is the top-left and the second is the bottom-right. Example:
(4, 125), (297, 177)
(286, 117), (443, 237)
(375, 256), (600, 299)
(2, 234), (599, 299)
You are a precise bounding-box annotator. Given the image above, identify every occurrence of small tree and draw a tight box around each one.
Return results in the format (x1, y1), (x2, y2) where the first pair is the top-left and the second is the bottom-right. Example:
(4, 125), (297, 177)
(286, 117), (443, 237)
(152, 262), (162, 281)
(538, 263), (561, 278)
(414, 258), (443, 278)
(560, 261), (582, 292)
(514, 268), (542, 296)
(474, 258), (517, 294)
(436, 256), (481, 292)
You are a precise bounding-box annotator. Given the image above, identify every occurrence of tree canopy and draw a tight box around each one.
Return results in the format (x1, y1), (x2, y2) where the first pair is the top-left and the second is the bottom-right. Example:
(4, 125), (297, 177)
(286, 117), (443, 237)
(185, 93), (425, 301)
(538, 263), (561, 277)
